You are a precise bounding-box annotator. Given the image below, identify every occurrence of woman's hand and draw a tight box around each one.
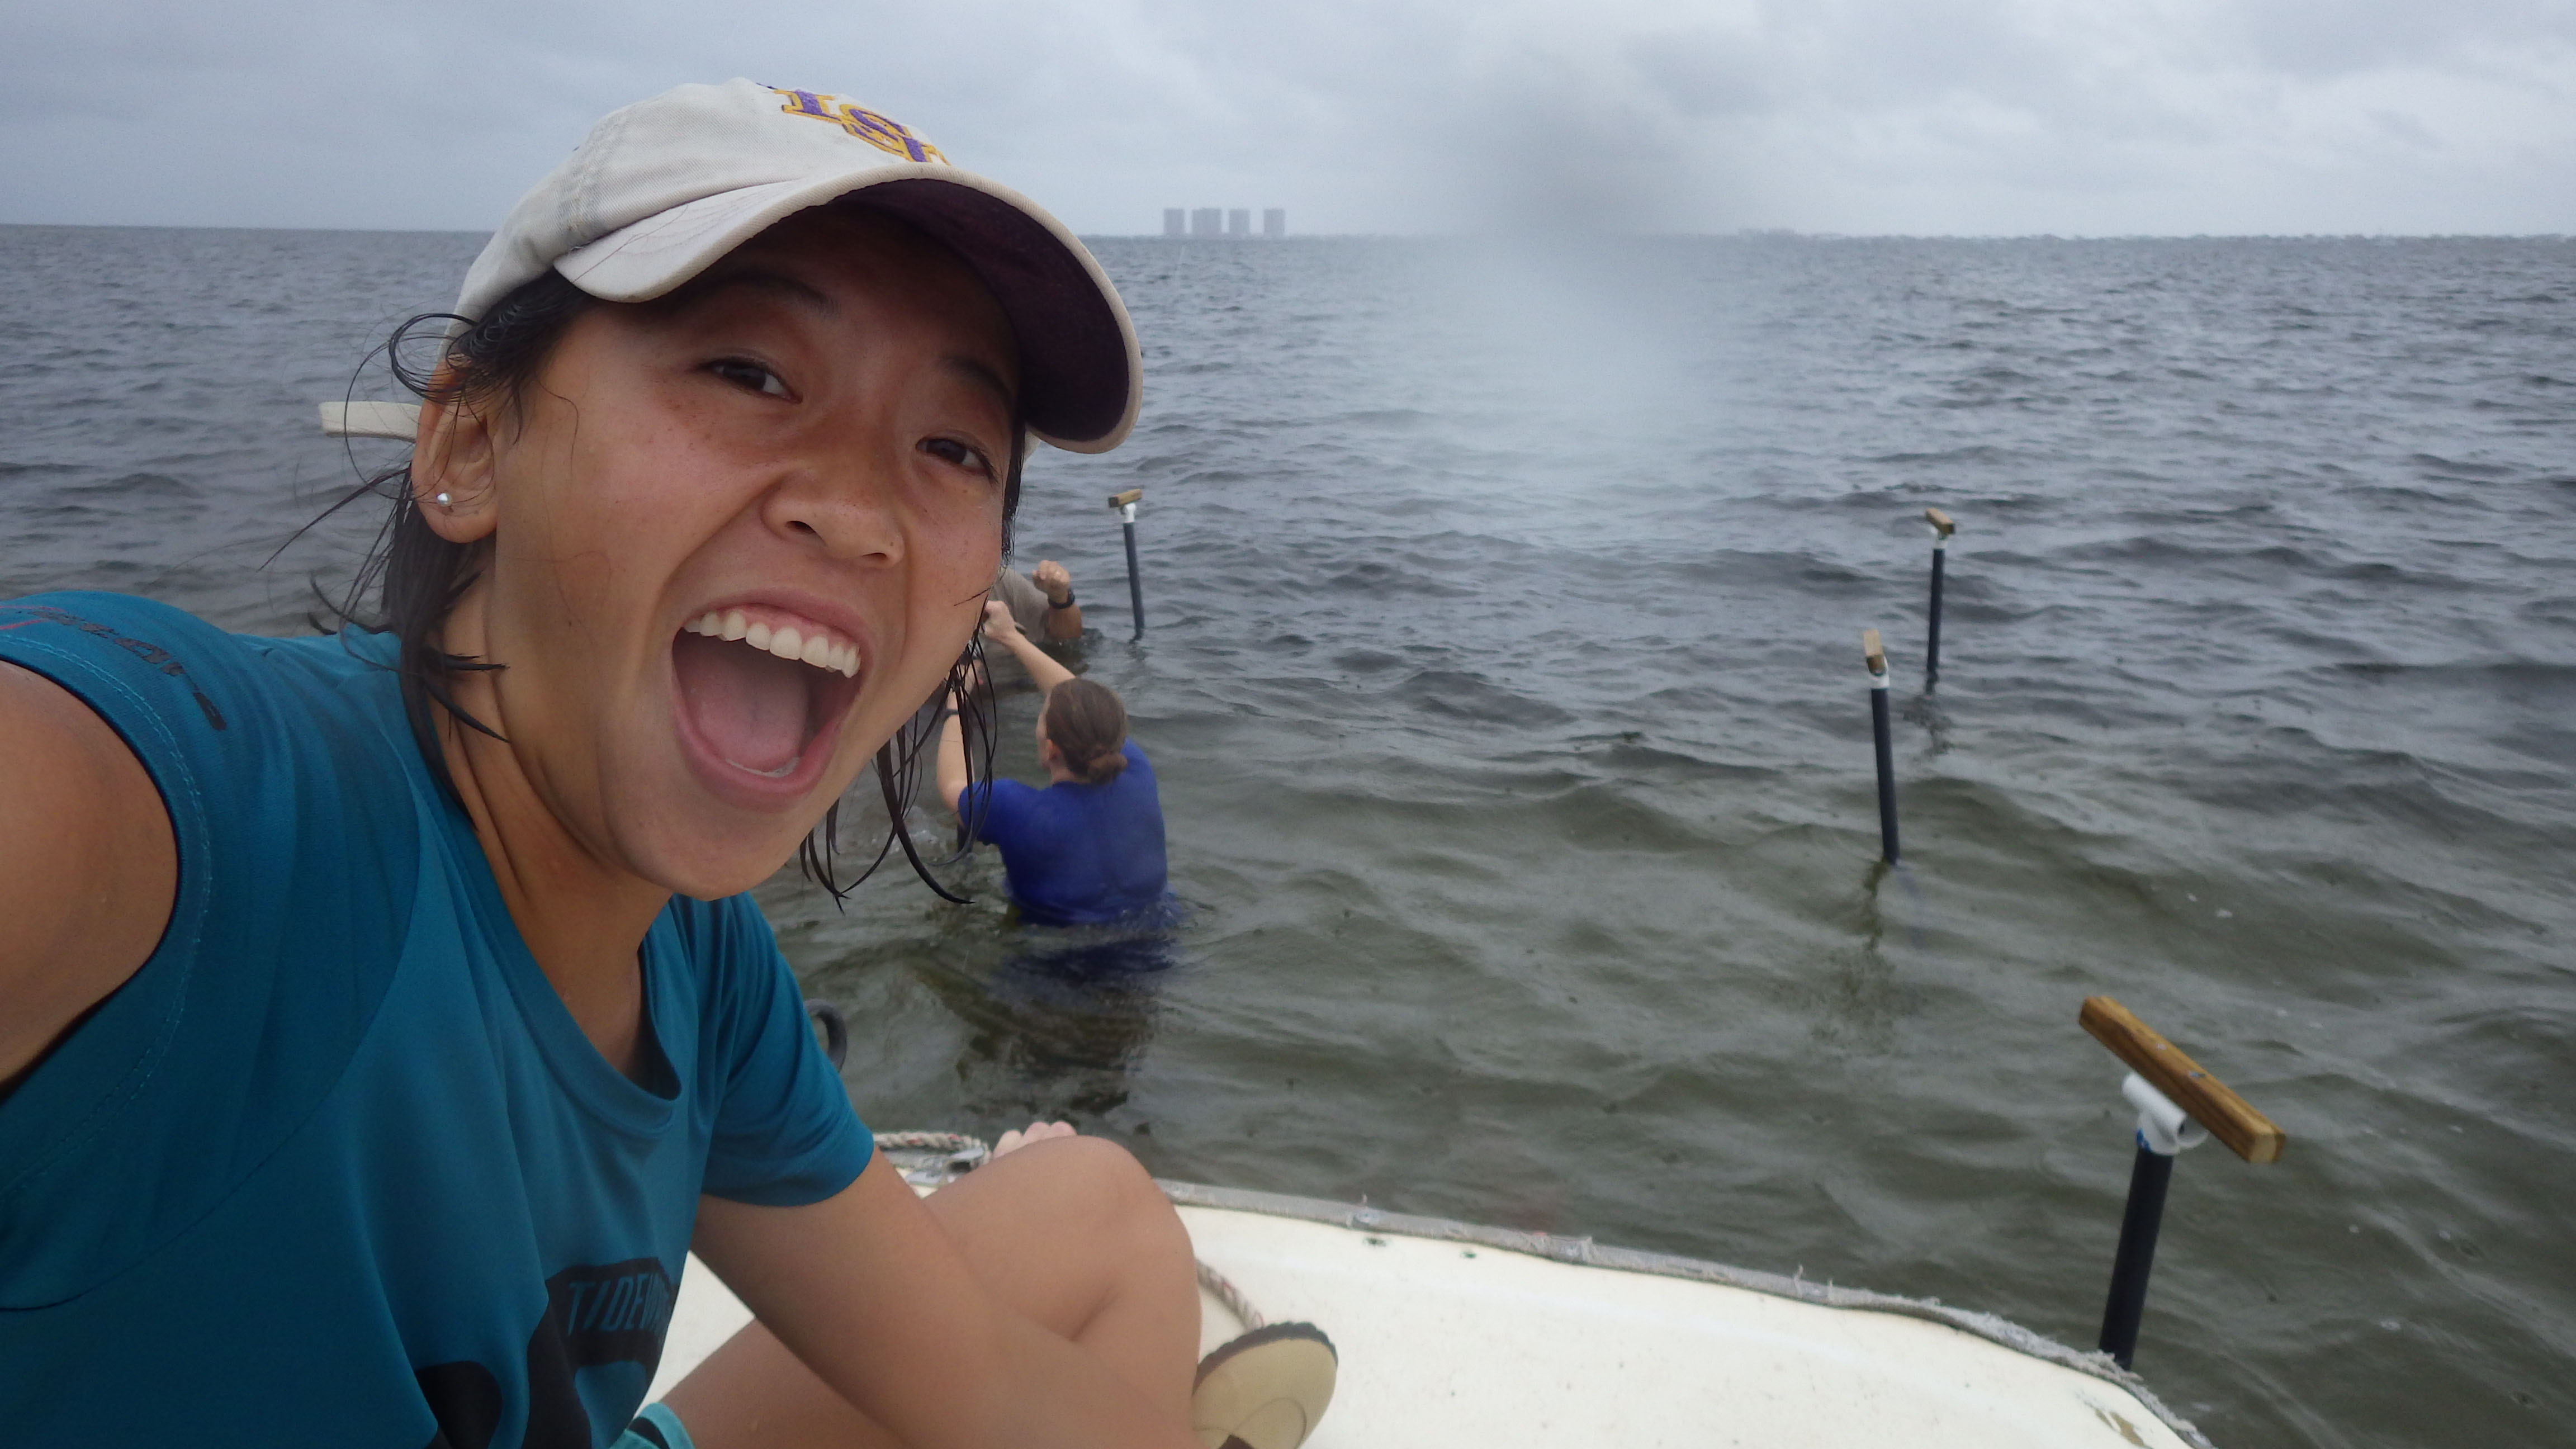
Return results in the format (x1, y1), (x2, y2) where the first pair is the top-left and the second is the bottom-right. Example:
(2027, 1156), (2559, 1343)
(993, 1120), (1078, 1158)
(980, 599), (1077, 693)
(1032, 560), (1083, 640)
(1032, 559), (1073, 605)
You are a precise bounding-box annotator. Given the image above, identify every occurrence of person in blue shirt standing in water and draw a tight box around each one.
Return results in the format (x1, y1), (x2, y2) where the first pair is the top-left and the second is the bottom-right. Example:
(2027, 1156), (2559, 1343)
(940, 600), (1168, 926)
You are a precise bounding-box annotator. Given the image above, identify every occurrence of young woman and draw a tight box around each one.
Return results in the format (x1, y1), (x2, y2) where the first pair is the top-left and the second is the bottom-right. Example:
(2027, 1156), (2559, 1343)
(0, 80), (1323, 1449)
(937, 603), (1170, 926)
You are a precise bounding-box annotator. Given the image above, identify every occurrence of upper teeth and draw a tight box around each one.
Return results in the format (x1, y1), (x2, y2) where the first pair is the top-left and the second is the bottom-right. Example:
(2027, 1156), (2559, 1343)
(683, 608), (860, 678)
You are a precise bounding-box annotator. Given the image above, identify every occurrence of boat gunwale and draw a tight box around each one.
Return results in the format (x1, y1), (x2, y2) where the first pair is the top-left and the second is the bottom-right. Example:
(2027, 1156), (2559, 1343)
(1157, 1177), (2217, 1449)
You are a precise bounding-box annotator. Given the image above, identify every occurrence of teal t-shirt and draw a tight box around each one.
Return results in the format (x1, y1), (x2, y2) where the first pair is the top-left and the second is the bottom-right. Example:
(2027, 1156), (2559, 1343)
(0, 594), (874, 1448)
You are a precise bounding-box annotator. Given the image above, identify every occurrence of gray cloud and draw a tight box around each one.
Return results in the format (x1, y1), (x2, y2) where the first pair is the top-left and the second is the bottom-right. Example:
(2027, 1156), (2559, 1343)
(2, 0), (2569, 235)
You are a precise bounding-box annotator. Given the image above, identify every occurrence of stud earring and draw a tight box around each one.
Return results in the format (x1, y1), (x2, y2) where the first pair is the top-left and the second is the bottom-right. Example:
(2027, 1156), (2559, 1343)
(433, 492), (453, 508)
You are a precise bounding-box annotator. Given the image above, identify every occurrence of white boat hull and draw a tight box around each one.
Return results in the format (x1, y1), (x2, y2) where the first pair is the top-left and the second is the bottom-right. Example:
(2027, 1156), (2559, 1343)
(649, 1181), (2203, 1448)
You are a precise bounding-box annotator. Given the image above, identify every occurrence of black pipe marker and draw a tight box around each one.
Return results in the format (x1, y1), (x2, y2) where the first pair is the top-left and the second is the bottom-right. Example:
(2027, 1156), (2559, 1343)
(1864, 628), (1899, 863)
(1110, 489), (1146, 640)
(2098, 1142), (2174, 1369)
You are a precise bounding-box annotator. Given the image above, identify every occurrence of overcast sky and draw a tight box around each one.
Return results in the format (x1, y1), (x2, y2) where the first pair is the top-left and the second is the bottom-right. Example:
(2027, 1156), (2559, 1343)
(5, 0), (2572, 236)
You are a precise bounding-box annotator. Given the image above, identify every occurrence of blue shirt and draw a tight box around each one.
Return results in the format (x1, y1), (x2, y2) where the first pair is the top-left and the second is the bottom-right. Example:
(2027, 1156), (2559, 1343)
(964, 742), (1169, 926)
(0, 593), (874, 1449)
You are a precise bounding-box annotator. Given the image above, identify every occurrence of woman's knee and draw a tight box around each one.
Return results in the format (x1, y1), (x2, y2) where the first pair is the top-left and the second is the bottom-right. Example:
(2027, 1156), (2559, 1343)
(1008, 1136), (1186, 1259)
(1027, 1135), (1172, 1218)
(936, 1134), (1168, 1229)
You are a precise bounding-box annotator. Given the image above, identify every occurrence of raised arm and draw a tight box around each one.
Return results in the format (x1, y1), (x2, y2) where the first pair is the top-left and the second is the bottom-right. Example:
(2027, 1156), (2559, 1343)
(935, 683), (972, 818)
(1031, 559), (1083, 641)
(940, 603), (1077, 820)
(0, 662), (177, 1095)
(982, 600), (1077, 693)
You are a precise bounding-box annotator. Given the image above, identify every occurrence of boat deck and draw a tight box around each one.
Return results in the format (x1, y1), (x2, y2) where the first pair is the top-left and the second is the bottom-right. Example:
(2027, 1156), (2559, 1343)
(648, 1181), (2203, 1448)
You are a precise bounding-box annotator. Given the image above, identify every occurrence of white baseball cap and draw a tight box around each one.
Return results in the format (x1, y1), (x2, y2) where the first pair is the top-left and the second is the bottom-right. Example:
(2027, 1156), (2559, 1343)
(453, 79), (1139, 453)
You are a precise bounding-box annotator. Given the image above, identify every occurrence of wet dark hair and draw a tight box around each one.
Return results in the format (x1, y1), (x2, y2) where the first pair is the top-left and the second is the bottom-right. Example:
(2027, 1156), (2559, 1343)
(316, 256), (1021, 905)
(1041, 679), (1129, 785)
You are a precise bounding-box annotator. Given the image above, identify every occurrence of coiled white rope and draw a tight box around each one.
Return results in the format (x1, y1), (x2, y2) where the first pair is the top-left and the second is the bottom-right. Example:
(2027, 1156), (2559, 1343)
(1195, 1259), (1267, 1332)
(875, 1130), (993, 1169)
(877, 1128), (1268, 1333)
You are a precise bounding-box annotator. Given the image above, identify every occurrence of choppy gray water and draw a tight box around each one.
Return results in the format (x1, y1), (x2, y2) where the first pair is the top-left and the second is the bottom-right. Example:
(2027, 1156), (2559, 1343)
(4, 225), (2572, 1447)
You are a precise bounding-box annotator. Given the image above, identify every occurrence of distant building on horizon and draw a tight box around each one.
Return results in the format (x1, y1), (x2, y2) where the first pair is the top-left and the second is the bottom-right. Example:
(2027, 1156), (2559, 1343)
(1161, 206), (1287, 238)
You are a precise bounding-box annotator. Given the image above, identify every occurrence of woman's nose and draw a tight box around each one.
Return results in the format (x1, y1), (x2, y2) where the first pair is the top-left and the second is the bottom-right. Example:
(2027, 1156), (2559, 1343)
(761, 457), (905, 564)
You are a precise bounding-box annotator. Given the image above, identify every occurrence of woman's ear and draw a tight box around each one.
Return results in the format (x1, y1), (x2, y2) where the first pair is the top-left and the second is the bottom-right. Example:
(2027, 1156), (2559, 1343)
(411, 368), (501, 544)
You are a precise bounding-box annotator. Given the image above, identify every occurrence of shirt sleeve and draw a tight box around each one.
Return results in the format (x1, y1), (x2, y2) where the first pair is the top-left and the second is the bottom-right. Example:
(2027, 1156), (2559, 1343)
(696, 898), (875, 1206)
(0, 594), (418, 1305)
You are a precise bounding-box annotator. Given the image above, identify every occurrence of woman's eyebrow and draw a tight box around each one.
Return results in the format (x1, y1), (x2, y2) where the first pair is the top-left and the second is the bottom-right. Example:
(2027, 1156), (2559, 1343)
(943, 354), (1018, 415)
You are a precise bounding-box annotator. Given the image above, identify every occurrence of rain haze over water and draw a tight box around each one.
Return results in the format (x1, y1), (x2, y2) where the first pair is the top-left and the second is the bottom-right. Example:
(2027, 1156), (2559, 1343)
(4, 223), (2575, 1448)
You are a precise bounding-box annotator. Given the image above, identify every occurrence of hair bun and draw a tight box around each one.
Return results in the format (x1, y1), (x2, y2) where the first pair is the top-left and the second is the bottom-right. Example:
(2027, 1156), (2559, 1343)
(1041, 678), (1129, 785)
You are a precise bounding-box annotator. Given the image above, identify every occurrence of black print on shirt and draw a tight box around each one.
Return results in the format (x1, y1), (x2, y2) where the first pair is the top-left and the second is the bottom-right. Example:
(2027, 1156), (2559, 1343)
(0, 604), (228, 730)
(417, 1257), (678, 1449)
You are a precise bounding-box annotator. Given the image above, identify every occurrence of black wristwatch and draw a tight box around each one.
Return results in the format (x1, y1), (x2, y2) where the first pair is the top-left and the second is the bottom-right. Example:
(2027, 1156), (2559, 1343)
(937, 707), (959, 720)
(1046, 592), (1077, 609)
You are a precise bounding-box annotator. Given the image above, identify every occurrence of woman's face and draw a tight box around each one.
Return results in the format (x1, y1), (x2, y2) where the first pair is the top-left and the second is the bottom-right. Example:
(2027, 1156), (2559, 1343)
(427, 209), (1017, 898)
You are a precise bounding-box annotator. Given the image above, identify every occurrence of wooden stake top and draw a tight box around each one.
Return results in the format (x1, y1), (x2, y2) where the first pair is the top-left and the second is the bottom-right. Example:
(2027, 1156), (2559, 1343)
(1107, 487), (1144, 509)
(1924, 507), (1957, 537)
(1861, 628), (1886, 675)
(2080, 996), (2285, 1164)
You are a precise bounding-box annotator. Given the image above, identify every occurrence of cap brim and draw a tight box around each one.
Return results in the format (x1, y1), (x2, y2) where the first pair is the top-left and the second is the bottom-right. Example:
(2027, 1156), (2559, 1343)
(554, 167), (1139, 453)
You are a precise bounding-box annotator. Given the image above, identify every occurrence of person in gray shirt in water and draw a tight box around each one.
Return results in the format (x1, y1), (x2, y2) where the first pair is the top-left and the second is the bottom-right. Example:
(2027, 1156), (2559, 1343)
(987, 558), (1082, 686)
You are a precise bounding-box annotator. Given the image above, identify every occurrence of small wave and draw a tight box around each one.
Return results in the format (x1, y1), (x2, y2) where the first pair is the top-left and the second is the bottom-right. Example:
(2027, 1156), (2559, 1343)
(1326, 408), (1439, 429)
(1332, 647), (1414, 675)
(52, 471), (199, 501)
(1394, 670), (1574, 728)
(0, 460), (85, 482)
(2408, 453), (2518, 480)
(1859, 445), (2019, 466)
(1322, 560), (1477, 599)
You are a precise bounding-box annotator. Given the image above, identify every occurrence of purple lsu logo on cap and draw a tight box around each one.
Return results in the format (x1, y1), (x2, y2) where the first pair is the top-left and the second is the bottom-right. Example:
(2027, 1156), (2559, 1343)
(770, 88), (947, 164)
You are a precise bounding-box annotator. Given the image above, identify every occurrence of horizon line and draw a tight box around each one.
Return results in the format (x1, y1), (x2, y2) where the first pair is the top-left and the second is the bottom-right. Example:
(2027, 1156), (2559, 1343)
(2, 220), (2569, 244)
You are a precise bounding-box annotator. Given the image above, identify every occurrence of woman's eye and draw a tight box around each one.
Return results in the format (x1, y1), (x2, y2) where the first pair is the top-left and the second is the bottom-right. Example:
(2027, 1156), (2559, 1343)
(709, 359), (789, 397)
(921, 438), (994, 477)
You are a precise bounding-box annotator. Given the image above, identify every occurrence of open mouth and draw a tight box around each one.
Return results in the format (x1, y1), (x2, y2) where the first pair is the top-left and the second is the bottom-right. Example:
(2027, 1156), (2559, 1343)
(670, 607), (865, 782)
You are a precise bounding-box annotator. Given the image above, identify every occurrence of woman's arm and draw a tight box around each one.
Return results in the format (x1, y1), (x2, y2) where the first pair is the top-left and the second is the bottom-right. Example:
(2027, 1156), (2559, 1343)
(982, 601), (1076, 694)
(1032, 560), (1083, 641)
(0, 662), (177, 1092)
(935, 686), (970, 818)
(689, 1153), (1201, 1449)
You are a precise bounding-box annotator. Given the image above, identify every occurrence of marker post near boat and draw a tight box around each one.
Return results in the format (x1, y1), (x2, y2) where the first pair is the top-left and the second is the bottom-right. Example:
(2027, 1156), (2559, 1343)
(1110, 487), (1146, 641)
(1864, 629), (1899, 863)
(1923, 508), (1956, 689)
(2080, 996), (2286, 1368)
